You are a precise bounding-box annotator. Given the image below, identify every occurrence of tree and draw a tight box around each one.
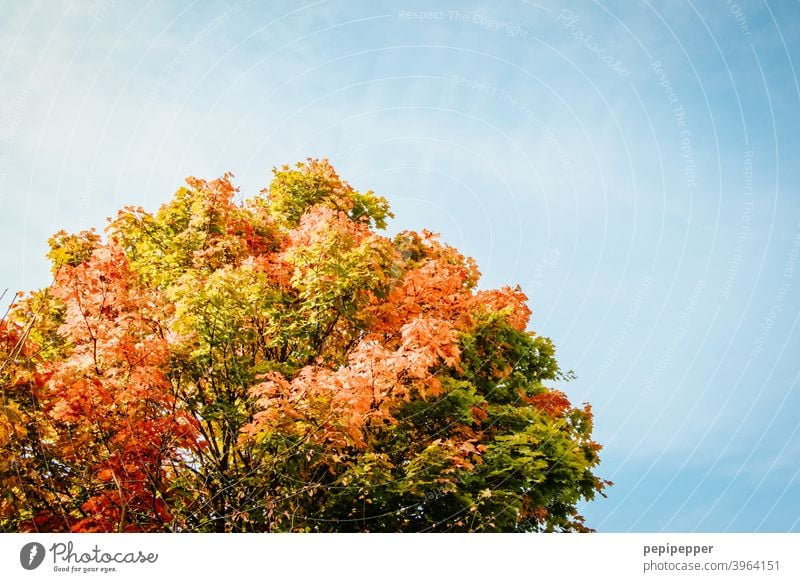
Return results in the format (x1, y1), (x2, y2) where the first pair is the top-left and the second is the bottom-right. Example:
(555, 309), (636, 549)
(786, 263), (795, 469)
(0, 159), (609, 532)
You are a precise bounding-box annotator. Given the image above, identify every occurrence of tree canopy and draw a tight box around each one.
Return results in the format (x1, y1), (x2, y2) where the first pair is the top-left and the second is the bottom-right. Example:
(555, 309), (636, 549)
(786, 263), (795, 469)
(0, 159), (608, 532)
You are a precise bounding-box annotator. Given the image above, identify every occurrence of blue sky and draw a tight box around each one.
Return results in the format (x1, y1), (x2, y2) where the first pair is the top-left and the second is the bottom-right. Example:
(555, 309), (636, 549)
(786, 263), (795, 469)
(2, 0), (799, 531)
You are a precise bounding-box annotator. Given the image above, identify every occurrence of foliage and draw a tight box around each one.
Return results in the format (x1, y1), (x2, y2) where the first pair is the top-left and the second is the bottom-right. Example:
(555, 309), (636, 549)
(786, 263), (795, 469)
(0, 159), (609, 532)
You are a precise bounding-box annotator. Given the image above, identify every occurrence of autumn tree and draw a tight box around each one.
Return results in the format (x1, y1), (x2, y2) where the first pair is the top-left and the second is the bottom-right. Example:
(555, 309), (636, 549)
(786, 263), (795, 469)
(0, 159), (609, 532)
